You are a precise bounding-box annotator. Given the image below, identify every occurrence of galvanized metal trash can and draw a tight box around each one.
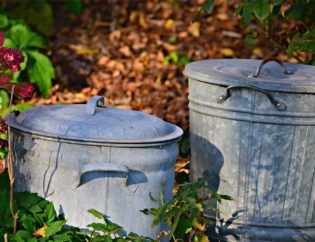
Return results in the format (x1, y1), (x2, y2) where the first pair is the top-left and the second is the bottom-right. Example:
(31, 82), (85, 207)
(10, 96), (183, 238)
(184, 59), (315, 241)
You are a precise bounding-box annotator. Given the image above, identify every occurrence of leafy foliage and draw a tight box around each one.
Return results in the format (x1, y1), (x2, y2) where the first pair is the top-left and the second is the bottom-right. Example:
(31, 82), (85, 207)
(163, 51), (190, 66)
(66, 0), (83, 15)
(0, 169), (84, 242)
(0, 167), (234, 242)
(141, 178), (233, 242)
(10, 1), (53, 37)
(7, 0), (83, 36)
(79, 209), (154, 242)
(196, 0), (315, 64)
(0, 15), (54, 99)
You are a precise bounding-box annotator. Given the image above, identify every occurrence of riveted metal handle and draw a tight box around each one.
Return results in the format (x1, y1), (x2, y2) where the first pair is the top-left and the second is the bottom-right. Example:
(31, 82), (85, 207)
(251, 57), (294, 78)
(86, 96), (105, 115)
(217, 85), (286, 111)
(74, 163), (129, 188)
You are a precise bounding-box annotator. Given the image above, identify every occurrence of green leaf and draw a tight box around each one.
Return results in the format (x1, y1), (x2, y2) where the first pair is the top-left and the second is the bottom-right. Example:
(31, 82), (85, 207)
(235, 4), (243, 16)
(0, 190), (10, 225)
(20, 51), (28, 71)
(192, 9), (202, 22)
(159, 178), (166, 205)
(12, 2), (53, 36)
(27, 34), (48, 49)
(221, 194), (234, 201)
(103, 235), (113, 242)
(0, 169), (10, 192)
(241, 8), (252, 28)
(0, 103), (35, 117)
(21, 215), (36, 233)
(202, 0), (214, 14)
(271, 4), (281, 18)
(185, 227), (192, 234)
(14, 230), (32, 241)
(9, 23), (45, 49)
(45, 202), (56, 223)
(27, 50), (55, 98)
(178, 55), (190, 65)
(0, 89), (9, 109)
(53, 234), (72, 241)
(149, 192), (160, 205)
(174, 217), (193, 238)
(3, 37), (16, 49)
(87, 222), (107, 232)
(28, 204), (43, 213)
(0, 14), (9, 29)
(87, 209), (104, 220)
(33, 213), (45, 227)
(170, 210), (182, 238)
(253, 0), (271, 20)
(66, 0), (83, 15)
(169, 36), (177, 44)
(245, 34), (254, 47)
(45, 220), (66, 237)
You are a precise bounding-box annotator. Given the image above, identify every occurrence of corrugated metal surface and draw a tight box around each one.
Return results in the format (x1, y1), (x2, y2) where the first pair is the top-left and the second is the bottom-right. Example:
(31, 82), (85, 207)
(185, 59), (315, 241)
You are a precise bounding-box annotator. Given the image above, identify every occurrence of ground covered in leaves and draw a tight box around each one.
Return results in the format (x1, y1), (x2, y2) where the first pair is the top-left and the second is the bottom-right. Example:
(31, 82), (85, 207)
(21, 0), (289, 131)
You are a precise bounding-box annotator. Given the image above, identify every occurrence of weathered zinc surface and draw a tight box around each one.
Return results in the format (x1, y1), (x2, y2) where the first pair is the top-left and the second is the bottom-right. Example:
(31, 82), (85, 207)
(184, 59), (315, 241)
(10, 96), (183, 238)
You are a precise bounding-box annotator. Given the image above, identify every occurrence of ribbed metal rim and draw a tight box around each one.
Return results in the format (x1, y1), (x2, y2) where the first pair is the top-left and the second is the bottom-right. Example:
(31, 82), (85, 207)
(9, 114), (183, 146)
(183, 59), (315, 94)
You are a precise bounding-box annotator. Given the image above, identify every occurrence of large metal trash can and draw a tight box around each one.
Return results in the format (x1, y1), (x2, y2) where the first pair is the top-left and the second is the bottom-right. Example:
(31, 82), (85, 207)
(183, 59), (315, 241)
(10, 96), (183, 238)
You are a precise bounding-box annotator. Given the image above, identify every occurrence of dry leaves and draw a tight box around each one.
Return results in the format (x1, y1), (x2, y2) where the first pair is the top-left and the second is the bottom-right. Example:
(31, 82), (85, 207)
(24, 0), (286, 132)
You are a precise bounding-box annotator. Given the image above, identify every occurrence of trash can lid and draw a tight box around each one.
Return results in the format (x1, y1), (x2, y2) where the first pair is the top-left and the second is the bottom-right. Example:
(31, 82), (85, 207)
(183, 59), (315, 93)
(10, 96), (183, 145)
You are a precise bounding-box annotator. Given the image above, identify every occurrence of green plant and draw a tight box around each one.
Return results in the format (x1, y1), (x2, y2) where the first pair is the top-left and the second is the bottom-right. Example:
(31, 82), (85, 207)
(5, 0), (82, 37)
(196, 0), (315, 64)
(141, 178), (234, 242)
(10, 0), (53, 37)
(78, 209), (154, 242)
(163, 51), (190, 66)
(0, 169), (85, 242)
(0, 15), (55, 99)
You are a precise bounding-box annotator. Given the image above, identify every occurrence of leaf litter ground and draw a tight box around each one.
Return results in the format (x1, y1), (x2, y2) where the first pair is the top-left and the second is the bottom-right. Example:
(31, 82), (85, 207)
(19, 0), (289, 170)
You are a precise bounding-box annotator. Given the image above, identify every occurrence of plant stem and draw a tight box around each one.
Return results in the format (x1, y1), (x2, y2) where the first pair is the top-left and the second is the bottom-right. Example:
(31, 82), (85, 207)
(7, 85), (18, 234)
(4, 233), (8, 242)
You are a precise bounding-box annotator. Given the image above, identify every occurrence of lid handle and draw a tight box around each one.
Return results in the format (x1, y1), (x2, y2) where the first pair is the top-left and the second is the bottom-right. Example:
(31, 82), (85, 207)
(217, 85), (286, 111)
(86, 96), (105, 115)
(251, 57), (294, 78)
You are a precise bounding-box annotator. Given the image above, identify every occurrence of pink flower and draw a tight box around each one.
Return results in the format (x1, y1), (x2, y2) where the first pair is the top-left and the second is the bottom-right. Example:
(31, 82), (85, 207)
(0, 48), (24, 67)
(0, 63), (6, 71)
(8, 63), (20, 72)
(0, 118), (7, 133)
(2, 82), (34, 98)
(4, 52), (14, 62)
(0, 31), (3, 46)
(0, 74), (12, 86)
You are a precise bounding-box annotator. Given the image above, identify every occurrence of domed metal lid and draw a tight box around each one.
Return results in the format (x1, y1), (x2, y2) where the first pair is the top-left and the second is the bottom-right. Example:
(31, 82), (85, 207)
(10, 96), (183, 144)
(183, 58), (315, 93)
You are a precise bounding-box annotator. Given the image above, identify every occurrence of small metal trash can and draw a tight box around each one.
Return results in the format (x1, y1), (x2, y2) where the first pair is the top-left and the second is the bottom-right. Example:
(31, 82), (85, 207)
(10, 96), (183, 238)
(184, 58), (315, 241)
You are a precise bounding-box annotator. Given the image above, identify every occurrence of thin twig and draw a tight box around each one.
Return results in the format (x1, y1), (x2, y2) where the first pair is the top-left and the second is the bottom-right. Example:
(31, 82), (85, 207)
(7, 85), (18, 234)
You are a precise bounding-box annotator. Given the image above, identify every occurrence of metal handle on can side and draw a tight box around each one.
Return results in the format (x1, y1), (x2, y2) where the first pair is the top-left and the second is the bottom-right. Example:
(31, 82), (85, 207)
(74, 163), (129, 188)
(86, 96), (105, 115)
(250, 57), (294, 78)
(217, 85), (286, 111)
